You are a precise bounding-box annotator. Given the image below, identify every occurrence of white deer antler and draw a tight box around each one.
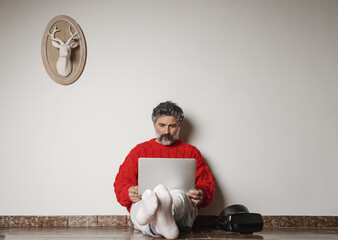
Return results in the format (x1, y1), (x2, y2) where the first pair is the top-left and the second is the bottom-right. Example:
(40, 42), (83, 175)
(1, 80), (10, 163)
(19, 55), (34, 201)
(66, 26), (79, 45)
(48, 26), (64, 45)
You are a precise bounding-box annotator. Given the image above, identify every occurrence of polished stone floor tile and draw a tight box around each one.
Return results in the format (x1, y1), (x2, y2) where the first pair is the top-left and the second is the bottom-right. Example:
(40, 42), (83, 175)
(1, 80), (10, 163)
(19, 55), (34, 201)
(0, 227), (338, 239)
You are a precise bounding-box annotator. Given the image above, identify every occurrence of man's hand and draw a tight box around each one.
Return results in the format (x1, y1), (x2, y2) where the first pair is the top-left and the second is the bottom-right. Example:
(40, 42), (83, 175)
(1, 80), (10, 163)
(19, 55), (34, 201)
(186, 188), (203, 206)
(128, 186), (142, 203)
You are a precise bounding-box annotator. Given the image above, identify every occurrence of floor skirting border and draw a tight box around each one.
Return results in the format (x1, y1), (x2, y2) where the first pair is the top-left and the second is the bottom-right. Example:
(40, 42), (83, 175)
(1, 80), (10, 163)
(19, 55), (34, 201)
(0, 215), (337, 228)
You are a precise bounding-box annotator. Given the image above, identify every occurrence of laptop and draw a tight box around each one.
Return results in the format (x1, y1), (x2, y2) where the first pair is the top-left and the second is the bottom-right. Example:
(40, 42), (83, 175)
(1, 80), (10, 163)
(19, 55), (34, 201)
(138, 158), (196, 194)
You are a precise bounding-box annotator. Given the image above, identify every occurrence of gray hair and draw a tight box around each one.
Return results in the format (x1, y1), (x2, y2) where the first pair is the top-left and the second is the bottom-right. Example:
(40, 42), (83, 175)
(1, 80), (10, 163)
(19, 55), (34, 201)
(152, 101), (184, 125)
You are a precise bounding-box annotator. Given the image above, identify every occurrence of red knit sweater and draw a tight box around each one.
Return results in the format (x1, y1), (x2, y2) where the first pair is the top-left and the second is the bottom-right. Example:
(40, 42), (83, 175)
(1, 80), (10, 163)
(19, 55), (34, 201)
(114, 138), (215, 212)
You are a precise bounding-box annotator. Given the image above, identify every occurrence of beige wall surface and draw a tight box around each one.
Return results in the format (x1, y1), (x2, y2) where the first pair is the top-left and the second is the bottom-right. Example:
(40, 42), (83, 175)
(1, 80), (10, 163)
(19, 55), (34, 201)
(0, 0), (337, 216)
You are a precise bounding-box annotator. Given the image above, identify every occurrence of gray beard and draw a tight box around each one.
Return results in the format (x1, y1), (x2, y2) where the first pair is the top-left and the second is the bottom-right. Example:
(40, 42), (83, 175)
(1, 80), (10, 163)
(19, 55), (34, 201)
(159, 134), (174, 146)
(155, 132), (179, 146)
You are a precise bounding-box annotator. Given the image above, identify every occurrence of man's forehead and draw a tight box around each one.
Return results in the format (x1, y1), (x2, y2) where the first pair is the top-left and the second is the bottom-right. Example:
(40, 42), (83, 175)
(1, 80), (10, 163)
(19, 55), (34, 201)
(155, 115), (178, 123)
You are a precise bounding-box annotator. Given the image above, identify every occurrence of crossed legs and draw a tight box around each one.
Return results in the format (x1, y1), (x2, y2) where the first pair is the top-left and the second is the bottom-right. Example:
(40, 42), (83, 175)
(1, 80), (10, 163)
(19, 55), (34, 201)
(134, 184), (179, 239)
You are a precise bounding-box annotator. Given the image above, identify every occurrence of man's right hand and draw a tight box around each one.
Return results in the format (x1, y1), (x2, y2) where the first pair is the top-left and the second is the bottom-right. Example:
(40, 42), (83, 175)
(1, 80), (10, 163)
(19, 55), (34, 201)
(128, 186), (142, 203)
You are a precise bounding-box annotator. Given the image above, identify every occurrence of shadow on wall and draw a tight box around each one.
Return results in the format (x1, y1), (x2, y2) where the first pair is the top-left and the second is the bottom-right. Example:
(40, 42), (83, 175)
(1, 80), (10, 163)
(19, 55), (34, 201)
(180, 117), (194, 144)
(180, 118), (227, 215)
(203, 164), (228, 215)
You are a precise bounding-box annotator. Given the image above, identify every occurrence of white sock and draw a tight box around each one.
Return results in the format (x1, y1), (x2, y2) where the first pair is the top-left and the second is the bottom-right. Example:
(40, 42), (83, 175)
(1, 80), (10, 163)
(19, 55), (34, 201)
(151, 184), (179, 239)
(135, 189), (159, 226)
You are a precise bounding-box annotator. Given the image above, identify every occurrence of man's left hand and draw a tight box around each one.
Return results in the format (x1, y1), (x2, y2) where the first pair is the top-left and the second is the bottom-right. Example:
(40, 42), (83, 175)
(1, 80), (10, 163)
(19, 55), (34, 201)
(186, 188), (203, 206)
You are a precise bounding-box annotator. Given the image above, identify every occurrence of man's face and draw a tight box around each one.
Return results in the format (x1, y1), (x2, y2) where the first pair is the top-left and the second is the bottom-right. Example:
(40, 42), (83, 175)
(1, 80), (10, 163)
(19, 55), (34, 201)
(154, 115), (180, 146)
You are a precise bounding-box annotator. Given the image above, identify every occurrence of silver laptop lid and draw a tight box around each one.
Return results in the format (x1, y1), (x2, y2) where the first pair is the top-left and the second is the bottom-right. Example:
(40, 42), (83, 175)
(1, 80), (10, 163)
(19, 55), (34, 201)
(138, 158), (196, 194)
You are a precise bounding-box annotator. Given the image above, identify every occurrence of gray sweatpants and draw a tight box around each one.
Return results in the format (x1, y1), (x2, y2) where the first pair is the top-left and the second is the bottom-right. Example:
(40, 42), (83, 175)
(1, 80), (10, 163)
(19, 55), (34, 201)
(130, 189), (198, 237)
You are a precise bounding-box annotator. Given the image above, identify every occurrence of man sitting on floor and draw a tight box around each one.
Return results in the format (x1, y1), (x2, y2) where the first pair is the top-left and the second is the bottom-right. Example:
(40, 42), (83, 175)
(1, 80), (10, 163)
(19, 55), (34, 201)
(114, 101), (215, 239)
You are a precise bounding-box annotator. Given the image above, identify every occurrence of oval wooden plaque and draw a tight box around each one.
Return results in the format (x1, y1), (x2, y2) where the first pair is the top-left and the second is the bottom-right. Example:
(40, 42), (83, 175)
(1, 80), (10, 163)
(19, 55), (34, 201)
(41, 15), (87, 85)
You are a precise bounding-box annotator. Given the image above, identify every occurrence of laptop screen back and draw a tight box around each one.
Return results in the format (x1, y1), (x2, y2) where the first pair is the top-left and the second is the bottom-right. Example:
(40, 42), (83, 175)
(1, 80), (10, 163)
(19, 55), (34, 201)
(138, 158), (196, 194)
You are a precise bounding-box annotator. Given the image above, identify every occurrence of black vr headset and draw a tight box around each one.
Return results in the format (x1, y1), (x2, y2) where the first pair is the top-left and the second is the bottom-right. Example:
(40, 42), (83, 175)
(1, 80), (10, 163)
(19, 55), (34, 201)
(216, 204), (263, 234)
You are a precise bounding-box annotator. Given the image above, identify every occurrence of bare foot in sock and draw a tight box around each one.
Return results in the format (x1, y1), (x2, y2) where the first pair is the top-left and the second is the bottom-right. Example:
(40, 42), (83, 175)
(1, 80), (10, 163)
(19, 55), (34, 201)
(135, 189), (159, 226)
(151, 184), (179, 239)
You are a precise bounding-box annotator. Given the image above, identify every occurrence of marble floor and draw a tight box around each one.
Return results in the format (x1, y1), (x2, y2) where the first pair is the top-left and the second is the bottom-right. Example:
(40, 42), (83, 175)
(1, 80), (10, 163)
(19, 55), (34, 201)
(1, 227), (338, 240)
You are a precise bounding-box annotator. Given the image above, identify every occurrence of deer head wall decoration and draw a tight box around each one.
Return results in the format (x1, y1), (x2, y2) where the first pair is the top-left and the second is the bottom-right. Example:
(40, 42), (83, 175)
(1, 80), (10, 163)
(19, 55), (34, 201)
(48, 25), (79, 77)
(42, 15), (87, 85)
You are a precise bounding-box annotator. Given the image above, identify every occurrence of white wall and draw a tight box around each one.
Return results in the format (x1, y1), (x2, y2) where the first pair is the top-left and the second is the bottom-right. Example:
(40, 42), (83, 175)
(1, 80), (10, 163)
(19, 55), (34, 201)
(0, 0), (337, 216)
